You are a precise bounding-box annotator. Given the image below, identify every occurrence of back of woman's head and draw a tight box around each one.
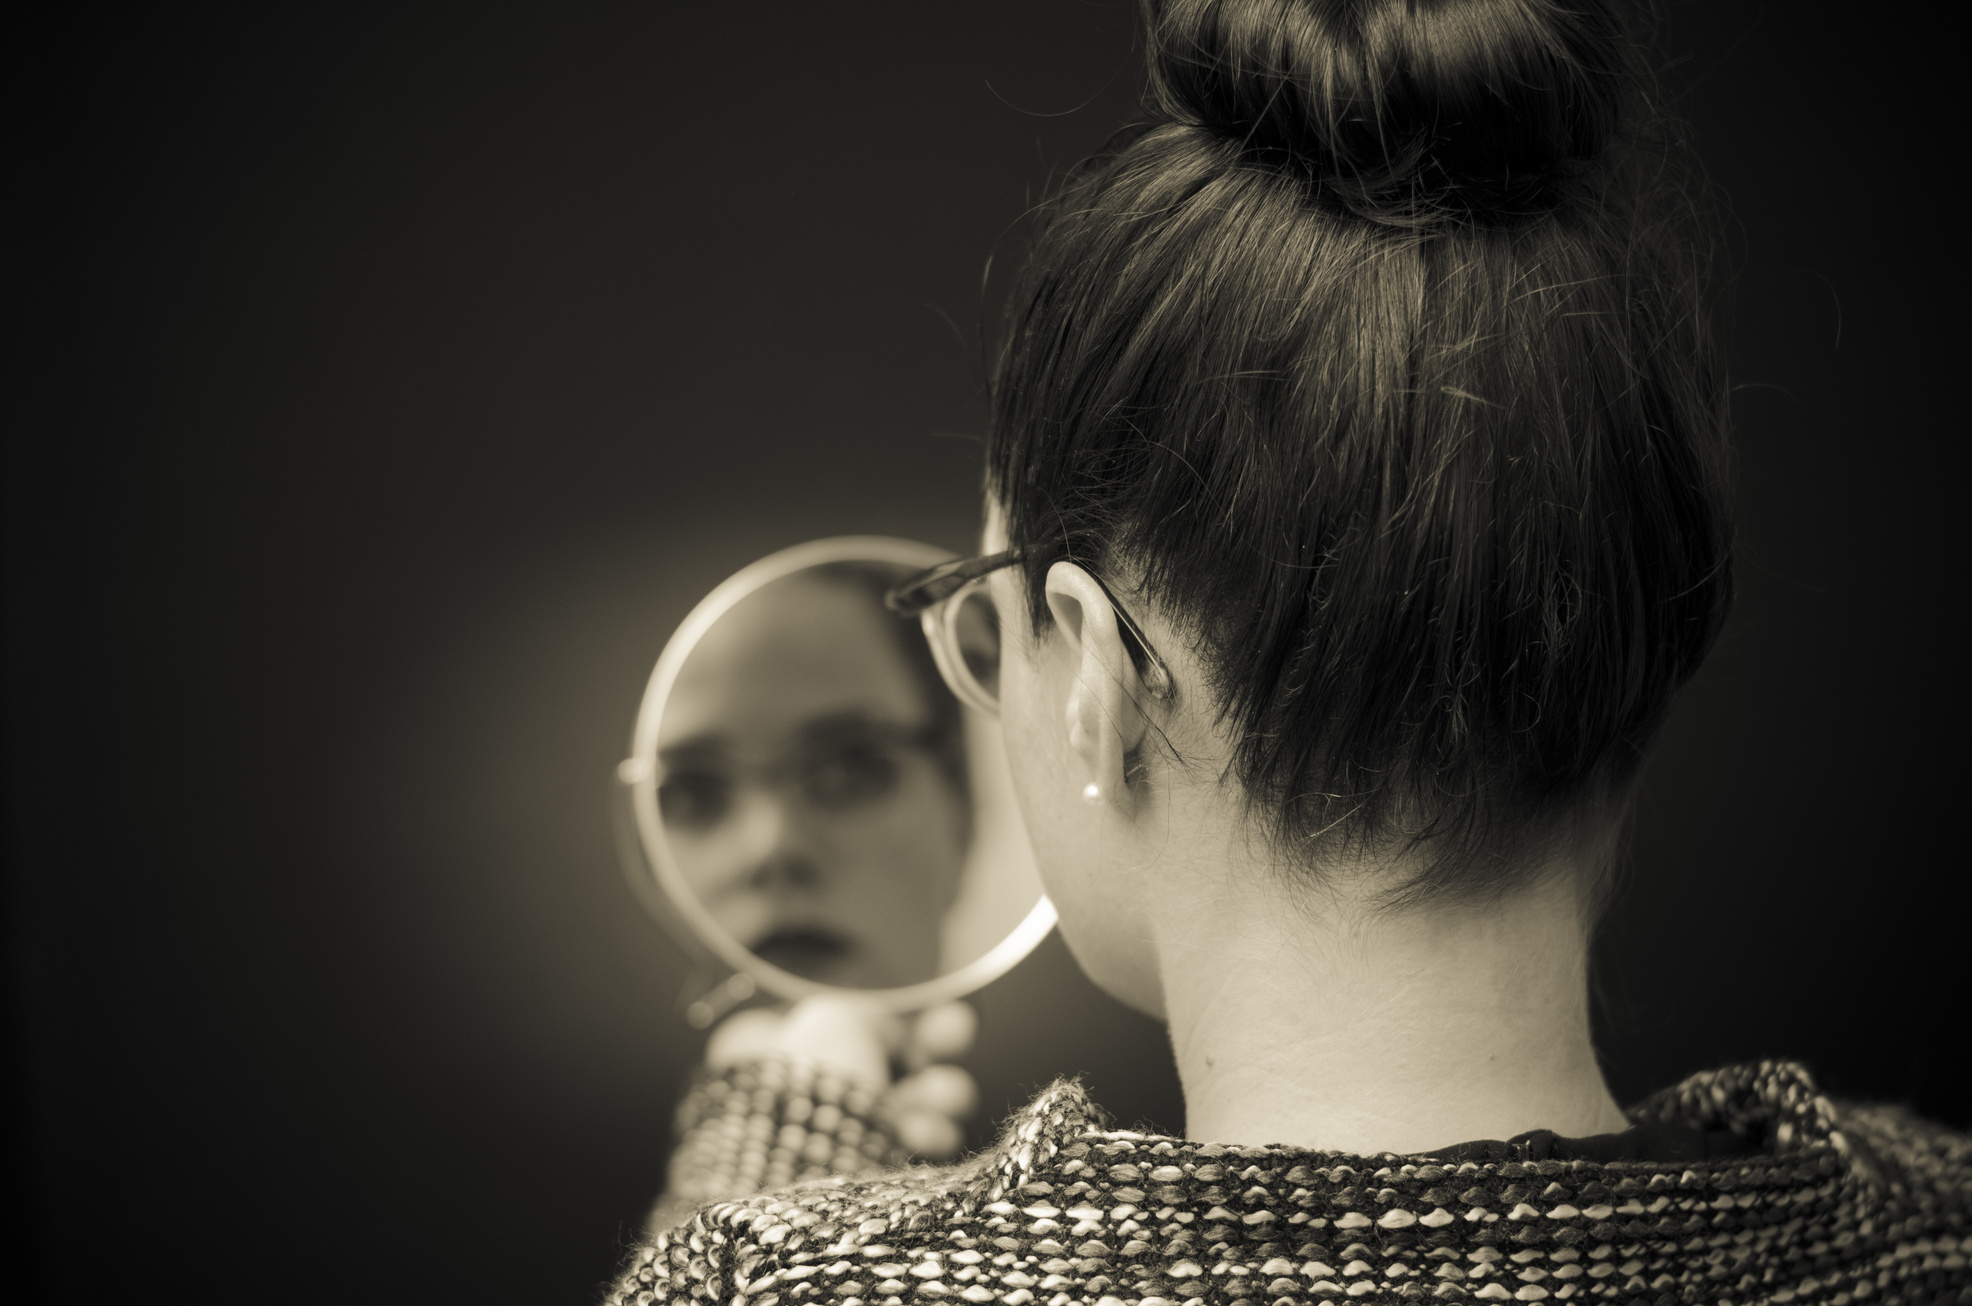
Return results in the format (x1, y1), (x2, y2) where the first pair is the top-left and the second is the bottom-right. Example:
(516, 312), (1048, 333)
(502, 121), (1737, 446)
(987, 0), (1732, 911)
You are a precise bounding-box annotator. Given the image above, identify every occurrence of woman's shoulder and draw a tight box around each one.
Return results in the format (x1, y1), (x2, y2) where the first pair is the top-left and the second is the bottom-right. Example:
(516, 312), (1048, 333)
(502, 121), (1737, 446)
(608, 1081), (1099, 1306)
(609, 1158), (997, 1306)
(1835, 1096), (1972, 1205)
(609, 1066), (1971, 1306)
(1629, 1059), (1971, 1188)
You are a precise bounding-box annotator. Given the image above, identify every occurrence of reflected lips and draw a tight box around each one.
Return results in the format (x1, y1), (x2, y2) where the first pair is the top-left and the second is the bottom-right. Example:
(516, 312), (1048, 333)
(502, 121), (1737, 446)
(754, 927), (854, 978)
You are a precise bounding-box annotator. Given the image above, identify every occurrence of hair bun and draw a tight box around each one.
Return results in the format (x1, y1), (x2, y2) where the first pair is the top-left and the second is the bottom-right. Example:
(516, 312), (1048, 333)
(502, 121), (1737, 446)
(1146, 0), (1630, 221)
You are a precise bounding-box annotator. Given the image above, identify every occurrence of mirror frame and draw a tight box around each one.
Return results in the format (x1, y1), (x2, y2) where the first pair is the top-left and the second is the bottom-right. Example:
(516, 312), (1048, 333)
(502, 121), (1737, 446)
(618, 535), (1057, 1012)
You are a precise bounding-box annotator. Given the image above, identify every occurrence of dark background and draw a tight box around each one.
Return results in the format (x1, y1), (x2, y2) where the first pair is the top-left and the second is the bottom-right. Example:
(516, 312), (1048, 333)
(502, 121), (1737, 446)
(11, 2), (1963, 1300)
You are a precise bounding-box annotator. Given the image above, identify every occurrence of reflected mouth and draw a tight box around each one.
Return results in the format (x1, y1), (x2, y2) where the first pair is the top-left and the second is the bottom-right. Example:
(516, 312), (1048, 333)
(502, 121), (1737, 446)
(753, 927), (855, 979)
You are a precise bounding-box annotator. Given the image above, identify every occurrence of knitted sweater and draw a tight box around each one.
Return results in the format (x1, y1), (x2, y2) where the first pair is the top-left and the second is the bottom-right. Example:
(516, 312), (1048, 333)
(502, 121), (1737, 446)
(606, 1060), (1970, 1305)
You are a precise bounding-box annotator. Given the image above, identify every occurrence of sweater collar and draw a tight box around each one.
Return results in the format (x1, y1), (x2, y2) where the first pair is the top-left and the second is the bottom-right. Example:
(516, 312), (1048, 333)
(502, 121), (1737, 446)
(979, 1058), (1855, 1202)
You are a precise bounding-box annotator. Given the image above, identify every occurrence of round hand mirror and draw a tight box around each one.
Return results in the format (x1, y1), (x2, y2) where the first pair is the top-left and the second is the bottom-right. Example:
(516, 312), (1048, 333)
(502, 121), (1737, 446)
(617, 536), (1055, 1016)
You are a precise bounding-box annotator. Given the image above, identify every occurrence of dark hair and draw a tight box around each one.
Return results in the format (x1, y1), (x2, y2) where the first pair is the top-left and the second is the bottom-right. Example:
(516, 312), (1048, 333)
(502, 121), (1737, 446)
(986, 0), (1732, 911)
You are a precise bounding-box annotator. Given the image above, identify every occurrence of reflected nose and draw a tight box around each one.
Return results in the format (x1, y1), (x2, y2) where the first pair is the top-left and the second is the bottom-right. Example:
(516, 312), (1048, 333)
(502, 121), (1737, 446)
(730, 791), (823, 893)
(749, 854), (820, 892)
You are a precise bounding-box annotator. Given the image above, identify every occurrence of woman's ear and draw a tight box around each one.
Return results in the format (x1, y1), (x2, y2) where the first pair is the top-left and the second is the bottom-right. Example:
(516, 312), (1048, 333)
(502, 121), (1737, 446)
(1043, 562), (1150, 815)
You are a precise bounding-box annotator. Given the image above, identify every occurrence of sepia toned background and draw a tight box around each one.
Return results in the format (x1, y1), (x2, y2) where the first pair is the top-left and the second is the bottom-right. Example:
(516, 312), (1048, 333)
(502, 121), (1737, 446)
(13, 2), (1962, 1300)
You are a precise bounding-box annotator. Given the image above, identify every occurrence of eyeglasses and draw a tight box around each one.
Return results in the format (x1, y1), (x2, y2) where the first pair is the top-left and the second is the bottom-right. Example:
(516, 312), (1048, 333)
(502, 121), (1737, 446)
(884, 548), (1173, 716)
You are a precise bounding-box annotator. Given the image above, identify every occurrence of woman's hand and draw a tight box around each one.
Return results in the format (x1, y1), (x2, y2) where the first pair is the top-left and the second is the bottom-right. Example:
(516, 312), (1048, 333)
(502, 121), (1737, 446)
(704, 995), (980, 1160)
(889, 999), (980, 1158)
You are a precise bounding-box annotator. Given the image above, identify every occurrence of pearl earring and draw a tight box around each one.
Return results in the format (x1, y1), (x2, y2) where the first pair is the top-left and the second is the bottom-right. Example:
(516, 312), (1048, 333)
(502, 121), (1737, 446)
(1082, 782), (1102, 805)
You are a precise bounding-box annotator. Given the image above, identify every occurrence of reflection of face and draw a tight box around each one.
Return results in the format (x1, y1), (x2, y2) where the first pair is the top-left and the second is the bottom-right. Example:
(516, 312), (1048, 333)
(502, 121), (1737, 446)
(658, 570), (969, 990)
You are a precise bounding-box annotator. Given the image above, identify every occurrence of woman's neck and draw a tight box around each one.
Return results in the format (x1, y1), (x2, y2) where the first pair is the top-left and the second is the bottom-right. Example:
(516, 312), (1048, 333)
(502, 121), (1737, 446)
(1152, 862), (1630, 1154)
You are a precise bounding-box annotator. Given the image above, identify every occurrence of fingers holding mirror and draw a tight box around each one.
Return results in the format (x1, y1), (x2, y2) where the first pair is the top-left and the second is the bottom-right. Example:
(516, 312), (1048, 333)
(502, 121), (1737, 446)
(621, 537), (1054, 1012)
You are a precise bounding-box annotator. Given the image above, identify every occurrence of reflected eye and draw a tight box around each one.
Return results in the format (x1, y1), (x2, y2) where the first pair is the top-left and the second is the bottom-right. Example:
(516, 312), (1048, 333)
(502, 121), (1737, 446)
(659, 771), (733, 828)
(801, 742), (902, 810)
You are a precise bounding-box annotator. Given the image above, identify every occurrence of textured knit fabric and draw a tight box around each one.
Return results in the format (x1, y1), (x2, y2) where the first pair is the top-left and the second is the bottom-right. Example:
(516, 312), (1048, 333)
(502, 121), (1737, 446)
(645, 1058), (910, 1234)
(606, 1059), (1969, 1305)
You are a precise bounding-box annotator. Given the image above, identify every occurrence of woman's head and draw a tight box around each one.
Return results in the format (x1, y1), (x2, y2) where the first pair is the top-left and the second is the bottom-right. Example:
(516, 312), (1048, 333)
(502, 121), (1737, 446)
(986, 0), (1731, 939)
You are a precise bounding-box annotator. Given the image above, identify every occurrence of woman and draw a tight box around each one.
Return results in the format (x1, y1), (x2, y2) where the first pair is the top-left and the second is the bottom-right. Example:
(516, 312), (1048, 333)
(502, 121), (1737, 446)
(609, 0), (1970, 1300)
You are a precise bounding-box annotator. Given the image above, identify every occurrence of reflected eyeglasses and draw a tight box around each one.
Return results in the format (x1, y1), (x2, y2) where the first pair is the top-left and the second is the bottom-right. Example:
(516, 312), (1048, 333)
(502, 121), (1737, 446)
(884, 548), (1173, 716)
(657, 719), (944, 830)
